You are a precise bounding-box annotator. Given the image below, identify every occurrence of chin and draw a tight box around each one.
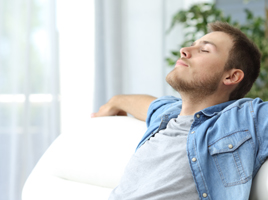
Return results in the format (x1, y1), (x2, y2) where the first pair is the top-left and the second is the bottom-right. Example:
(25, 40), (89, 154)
(166, 73), (179, 90)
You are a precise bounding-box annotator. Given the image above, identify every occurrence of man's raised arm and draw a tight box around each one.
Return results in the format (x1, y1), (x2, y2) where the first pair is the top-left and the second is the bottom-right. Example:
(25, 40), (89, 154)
(91, 95), (157, 122)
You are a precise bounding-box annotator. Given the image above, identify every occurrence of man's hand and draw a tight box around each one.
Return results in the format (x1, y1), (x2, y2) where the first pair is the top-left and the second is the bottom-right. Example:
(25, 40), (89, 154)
(91, 94), (157, 121)
(91, 96), (128, 117)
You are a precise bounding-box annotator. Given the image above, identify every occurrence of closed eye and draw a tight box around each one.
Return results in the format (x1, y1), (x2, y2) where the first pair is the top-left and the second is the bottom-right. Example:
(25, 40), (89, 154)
(201, 50), (209, 53)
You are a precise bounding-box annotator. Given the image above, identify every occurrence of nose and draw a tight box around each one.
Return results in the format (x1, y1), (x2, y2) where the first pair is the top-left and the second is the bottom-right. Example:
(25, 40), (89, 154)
(180, 47), (191, 59)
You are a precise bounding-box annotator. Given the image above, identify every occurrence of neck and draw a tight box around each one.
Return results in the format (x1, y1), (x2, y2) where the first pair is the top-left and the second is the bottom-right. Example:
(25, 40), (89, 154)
(179, 92), (229, 116)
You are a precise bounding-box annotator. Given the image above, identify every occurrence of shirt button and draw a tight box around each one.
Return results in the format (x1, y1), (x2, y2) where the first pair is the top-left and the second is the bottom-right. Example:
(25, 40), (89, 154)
(228, 144), (233, 149)
(203, 193), (208, 198)
(192, 157), (197, 162)
(196, 114), (200, 118)
(191, 131), (195, 134)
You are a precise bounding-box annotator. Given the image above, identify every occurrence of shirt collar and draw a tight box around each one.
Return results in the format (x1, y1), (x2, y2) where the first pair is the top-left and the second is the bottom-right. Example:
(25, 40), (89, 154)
(200, 100), (237, 117)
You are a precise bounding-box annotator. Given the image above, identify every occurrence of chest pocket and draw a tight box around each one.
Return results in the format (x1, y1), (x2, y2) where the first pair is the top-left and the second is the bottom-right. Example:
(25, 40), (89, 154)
(208, 130), (254, 187)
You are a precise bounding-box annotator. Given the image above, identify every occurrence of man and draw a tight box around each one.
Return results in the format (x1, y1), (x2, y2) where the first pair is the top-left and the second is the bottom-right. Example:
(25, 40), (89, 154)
(91, 21), (267, 199)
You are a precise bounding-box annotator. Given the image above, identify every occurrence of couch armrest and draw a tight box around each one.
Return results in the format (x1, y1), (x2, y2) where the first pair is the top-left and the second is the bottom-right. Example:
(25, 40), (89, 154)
(250, 160), (268, 200)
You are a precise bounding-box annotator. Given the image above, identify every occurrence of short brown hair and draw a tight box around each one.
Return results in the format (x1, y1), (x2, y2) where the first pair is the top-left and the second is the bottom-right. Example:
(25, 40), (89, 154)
(208, 21), (261, 100)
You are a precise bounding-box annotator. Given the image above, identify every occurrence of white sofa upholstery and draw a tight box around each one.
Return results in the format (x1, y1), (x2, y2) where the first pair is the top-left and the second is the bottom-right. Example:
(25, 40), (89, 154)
(22, 116), (268, 200)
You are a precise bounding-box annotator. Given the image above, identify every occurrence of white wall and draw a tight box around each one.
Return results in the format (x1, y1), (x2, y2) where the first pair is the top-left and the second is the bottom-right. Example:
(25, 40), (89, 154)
(121, 0), (165, 97)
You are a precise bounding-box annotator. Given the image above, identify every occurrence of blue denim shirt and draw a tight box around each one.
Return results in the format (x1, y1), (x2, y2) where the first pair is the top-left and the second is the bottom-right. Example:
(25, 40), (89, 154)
(136, 96), (268, 200)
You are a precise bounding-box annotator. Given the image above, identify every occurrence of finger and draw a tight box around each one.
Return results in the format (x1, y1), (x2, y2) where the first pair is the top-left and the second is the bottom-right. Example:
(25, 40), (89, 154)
(91, 110), (112, 118)
(117, 111), (127, 116)
(91, 111), (105, 118)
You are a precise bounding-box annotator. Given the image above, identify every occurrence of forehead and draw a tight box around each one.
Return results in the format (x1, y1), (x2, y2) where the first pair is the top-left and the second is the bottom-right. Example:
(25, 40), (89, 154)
(197, 31), (233, 52)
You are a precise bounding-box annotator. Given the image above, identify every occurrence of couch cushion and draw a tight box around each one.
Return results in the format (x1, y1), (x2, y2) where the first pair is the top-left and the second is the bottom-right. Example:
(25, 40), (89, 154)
(22, 174), (113, 200)
(23, 116), (147, 192)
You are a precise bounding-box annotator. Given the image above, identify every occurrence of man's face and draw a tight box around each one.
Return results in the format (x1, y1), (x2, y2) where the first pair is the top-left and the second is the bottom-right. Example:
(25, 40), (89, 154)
(166, 31), (233, 97)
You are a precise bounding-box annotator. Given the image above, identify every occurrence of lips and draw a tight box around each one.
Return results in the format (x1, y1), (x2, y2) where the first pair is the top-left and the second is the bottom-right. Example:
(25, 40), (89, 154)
(176, 60), (188, 67)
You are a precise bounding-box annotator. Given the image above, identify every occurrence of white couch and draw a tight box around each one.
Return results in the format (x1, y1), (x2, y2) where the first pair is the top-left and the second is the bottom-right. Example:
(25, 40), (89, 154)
(22, 116), (268, 200)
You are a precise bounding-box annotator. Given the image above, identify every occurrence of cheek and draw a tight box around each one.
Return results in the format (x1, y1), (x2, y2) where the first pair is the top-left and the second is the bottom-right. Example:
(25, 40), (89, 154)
(193, 64), (219, 81)
(213, 56), (227, 71)
(201, 59), (225, 74)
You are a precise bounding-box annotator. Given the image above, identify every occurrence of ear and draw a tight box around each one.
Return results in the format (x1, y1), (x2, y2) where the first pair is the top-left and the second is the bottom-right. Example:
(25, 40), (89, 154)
(223, 69), (244, 86)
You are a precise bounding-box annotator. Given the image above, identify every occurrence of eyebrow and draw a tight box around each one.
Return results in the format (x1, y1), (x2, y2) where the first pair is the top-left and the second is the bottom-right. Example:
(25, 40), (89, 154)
(191, 40), (217, 49)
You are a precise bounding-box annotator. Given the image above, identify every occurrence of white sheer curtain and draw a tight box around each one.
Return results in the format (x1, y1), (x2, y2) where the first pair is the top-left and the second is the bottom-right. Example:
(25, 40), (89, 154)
(94, 0), (124, 110)
(0, 0), (60, 200)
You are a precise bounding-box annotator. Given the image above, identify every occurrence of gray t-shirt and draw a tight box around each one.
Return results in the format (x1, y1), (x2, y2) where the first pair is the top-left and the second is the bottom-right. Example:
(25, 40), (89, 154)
(108, 115), (199, 200)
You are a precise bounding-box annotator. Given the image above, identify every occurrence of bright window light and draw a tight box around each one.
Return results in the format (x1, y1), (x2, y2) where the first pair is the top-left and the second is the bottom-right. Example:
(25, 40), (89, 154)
(29, 94), (53, 102)
(57, 0), (95, 134)
(0, 94), (25, 103)
(0, 94), (57, 103)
